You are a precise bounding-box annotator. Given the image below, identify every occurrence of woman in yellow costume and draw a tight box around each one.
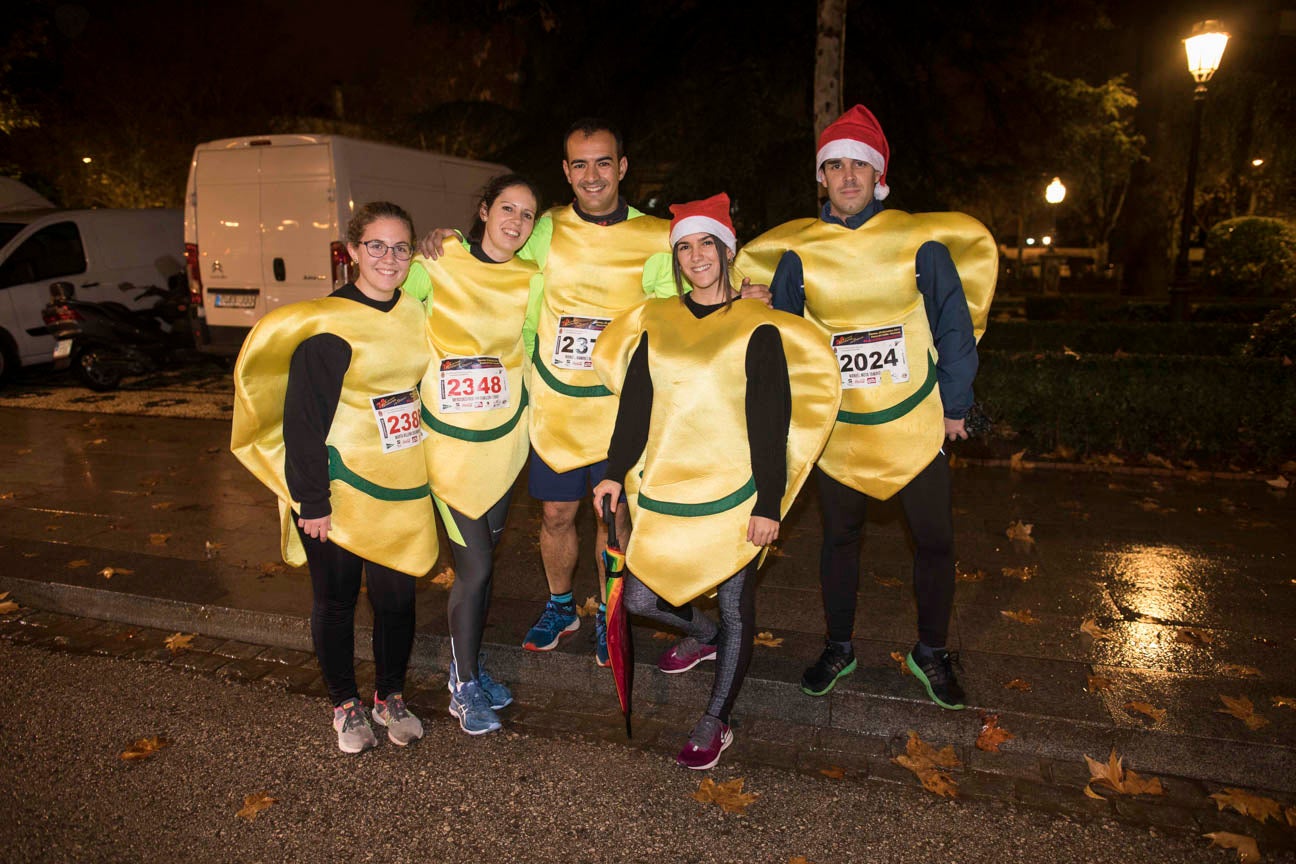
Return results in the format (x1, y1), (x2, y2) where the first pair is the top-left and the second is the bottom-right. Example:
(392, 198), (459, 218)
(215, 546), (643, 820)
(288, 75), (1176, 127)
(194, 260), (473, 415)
(591, 194), (839, 770)
(231, 202), (435, 754)
(403, 174), (541, 736)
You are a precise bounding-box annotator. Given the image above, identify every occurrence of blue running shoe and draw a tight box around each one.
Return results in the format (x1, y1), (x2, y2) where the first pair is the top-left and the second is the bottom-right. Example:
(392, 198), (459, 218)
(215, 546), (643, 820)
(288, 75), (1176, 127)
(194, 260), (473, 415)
(594, 609), (609, 667)
(447, 657), (513, 710)
(522, 599), (579, 651)
(448, 680), (502, 736)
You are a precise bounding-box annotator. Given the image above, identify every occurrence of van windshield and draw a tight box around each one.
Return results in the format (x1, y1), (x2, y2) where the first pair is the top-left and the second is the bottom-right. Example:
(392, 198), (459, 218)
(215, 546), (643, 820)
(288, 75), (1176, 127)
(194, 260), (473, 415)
(0, 222), (25, 249)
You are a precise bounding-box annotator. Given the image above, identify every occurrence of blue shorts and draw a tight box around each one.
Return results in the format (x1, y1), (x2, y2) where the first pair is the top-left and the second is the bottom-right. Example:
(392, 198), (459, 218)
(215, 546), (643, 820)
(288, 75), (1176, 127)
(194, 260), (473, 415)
(527, 451), (610, 502)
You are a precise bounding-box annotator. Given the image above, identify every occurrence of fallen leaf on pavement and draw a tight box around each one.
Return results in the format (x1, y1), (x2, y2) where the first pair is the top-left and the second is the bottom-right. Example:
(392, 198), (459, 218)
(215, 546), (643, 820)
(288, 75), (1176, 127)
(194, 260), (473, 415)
(575, 596), (600, 618)
(1001, 609), (1040, 625)
(1266, 476), (1290, 490)
(236, 791), (277, 821)
(259, 561), (290, 577)
(1080, 618), (1115, 641)
(1175, 628), (1213, 646)
(890, 651), (912, 675)
(149, 533), (170, 546)
(150, 501), (173, 511)
(819, 766), (845, 780)
(87, 438), (107, 446)
(431, 568), (455, 588)
(0, 599), (18, 615)
(1123, 701), (1166, 723)
(1203, 832), (1261, 863)
(1009, 449), (1029, 471)
(1002, 565), (1036, 581)
(1218, 695), (1269, 730)
(976, 714), (1015, 752)
(98, 566), (134, 579)
(789, 858), (814, 864)
(0, 491), (14, 500)
(947, 452), (961, 469)
(67, 559), (90, 569)
(955, 565), (987, 582)
(1083, 749), (1164, 798)
(691, 777), (760, 815)
(165, 633), (195, 653)
(652, 631), (674, 640)
(1219, 664), (1262, 679)
(1062, 345), (1081, 359)
(873, 575), (902, 588)
(120, 736), (168, 761)
(753, 631), (783, 648)
(1004, 678), (1033, 692)
(893, 730), (960, 798)
(1273, 696), (1296, 710)
(1086, 675), (1113, 693)
(1209, 788), (1285, 824)
(1005, 521), (1034, 544)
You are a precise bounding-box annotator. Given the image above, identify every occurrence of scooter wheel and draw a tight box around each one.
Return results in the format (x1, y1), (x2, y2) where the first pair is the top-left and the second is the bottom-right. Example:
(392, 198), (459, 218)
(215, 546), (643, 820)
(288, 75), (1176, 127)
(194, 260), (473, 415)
(73, 347), (124, 391)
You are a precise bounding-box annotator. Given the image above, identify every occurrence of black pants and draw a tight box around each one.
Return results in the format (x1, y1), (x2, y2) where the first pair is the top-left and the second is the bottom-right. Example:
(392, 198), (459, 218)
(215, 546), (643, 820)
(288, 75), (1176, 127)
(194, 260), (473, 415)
(817, 452), (955, 647)
(445, 492), (512, 684)
(298, 526), (416, 706)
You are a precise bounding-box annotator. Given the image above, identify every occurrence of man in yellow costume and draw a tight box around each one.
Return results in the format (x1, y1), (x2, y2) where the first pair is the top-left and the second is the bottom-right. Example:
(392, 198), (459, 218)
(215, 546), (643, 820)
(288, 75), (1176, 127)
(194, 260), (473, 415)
(736, 105), (996, 710)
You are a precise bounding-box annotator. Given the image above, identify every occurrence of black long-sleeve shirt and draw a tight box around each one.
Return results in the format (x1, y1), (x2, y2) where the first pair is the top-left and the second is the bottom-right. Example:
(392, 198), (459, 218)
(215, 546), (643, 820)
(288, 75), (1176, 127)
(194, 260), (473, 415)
(604, 294), (792, 520)
(283, 284), (401, 519)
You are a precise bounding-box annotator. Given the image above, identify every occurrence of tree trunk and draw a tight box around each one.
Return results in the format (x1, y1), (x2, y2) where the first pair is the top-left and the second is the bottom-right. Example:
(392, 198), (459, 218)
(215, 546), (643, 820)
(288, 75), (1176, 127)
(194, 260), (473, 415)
(814, 0), (847, 141)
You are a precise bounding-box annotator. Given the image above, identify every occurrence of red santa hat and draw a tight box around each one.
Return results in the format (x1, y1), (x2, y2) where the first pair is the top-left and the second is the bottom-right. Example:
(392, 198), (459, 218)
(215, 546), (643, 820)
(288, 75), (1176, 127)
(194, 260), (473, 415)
(815, 104), (891, 201)
(668, 192), (736, 255)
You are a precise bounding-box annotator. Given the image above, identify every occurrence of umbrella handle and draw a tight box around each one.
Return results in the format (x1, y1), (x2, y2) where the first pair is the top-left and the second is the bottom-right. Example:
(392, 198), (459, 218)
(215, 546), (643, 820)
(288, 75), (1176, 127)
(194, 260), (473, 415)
(602, 495), (618, 549)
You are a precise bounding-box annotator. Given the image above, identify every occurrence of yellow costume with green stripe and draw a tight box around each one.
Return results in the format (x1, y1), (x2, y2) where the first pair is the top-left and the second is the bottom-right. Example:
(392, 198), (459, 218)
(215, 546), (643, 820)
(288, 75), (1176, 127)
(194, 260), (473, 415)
(410, 244), (538, 520)
(593, 298), (840, 606)
(530, 205), (670, 472)
(230, 293), (437, 576)
(735, 210), (995, 500)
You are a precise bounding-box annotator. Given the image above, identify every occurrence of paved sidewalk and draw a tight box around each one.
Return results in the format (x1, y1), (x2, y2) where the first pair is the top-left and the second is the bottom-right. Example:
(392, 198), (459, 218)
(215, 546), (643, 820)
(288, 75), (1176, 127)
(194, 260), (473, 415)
(1, 405), (1294, 845)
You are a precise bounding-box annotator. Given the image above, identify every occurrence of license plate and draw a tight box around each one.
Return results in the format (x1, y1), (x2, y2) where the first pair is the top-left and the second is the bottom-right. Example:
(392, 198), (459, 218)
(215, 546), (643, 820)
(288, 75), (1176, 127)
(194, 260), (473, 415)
(213, 292), (258, 309)
(53, 339), (73, 359)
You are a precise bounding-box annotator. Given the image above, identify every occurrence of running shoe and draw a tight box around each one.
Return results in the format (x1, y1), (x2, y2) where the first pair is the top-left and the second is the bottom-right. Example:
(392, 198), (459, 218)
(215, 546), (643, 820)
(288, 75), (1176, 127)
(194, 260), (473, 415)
(594, 609), (609, 667)
(331, 697), (378, 754)
(906, 642), (966, 710)
(522, 599), (579, 651)
(657, 636), (718, 674)
(371, 691), (424, 746)
(800, 640), (857, 696)
(675, 714), (733, 770)
(448, 679), (502, 736)
(447, 657), (513, 710)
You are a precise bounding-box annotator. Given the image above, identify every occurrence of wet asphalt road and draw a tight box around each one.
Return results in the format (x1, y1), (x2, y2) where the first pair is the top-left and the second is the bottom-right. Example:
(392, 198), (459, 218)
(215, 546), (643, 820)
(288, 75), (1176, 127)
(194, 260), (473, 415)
(0, 640), (1266, 864)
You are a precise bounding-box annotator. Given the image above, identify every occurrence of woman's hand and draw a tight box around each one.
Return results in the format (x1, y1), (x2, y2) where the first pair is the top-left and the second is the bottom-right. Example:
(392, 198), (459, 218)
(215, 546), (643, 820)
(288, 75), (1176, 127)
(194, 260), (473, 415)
(418, 228), (461, 260)
(298, 514), (331, 543)
(747, 515), (779, 546)
(592, 479), (624, 517)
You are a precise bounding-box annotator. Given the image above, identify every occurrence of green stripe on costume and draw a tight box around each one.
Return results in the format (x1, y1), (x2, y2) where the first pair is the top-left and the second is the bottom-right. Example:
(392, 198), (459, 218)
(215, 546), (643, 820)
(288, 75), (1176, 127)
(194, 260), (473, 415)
(421, 386), (529, 442)
(835, 353), (938, 426)
(531, 343), (612, 398)
(636, 475), (757, 517)
(327, 446), (431, 501)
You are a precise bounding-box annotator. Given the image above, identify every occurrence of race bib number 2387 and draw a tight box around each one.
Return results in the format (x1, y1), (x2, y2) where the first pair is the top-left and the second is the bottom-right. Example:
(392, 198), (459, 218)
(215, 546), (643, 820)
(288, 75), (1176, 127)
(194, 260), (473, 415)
(551, 315), (611, 371)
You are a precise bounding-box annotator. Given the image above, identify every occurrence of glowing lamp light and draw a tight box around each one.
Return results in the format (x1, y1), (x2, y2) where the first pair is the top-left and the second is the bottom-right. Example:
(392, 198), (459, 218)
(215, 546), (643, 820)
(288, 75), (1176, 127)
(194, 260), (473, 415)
(1045, 177), (1066, 204)
(1184, 20), (1229, 85)
(1026, 238), (1036, 246)
(1251, 158), (1264, 167)
(81, 156), (92, 164)
(1042, 235), (1053, 247)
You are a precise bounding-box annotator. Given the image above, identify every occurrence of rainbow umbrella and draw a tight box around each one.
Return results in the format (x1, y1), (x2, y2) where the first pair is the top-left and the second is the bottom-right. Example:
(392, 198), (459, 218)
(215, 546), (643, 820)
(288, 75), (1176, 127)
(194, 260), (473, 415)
(602, 499), (633, 737)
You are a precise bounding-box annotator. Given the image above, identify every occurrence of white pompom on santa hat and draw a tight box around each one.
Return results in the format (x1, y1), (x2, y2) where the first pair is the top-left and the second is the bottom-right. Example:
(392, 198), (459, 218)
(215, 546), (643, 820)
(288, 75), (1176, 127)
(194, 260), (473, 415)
(668, 192), (736, 254)
(815, 104), (890, 201)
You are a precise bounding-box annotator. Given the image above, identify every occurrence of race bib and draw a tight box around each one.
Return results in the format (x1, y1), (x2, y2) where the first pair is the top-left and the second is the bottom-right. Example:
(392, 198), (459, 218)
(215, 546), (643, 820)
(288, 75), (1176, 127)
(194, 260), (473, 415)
(832, 326), (910, 389)
(371, 389), (425, 453)
(438, 356), (510, 414)
(551, 315), (611, 370)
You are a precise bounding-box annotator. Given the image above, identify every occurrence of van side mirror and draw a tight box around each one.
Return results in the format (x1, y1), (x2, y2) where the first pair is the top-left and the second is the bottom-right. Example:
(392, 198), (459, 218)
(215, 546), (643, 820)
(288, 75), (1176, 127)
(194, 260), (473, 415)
(49, 281), (75, 300)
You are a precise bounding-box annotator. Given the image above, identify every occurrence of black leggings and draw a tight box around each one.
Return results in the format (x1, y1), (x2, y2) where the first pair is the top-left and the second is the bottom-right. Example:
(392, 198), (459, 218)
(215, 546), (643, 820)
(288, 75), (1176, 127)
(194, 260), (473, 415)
(445, 492), (512, 684)
(298, 526), (416, 706)
(817, 452), (955, 647)
(622, 557), (760, 724)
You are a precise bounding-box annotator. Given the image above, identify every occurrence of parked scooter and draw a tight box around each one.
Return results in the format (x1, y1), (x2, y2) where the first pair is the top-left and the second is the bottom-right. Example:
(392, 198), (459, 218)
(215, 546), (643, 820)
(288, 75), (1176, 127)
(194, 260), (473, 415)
(41, 276), (194, 391)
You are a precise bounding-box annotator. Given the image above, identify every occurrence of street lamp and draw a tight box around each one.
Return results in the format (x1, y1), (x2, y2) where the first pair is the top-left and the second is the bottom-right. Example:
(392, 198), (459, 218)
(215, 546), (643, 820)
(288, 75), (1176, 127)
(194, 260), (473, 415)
(1044, 177), (1066, 205)
(1173, 19), (1229, 284)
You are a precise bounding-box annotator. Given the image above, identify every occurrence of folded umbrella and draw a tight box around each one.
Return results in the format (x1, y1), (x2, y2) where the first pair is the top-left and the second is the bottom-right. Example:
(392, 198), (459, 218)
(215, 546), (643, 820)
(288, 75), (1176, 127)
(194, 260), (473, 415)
(602, 498), (633, 738)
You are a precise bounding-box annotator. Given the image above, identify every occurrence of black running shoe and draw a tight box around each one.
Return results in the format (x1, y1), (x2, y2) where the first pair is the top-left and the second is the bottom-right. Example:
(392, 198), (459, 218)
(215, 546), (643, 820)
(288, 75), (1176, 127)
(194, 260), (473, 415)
(800, 640), (857, 696)
(905, 642), (966, 710)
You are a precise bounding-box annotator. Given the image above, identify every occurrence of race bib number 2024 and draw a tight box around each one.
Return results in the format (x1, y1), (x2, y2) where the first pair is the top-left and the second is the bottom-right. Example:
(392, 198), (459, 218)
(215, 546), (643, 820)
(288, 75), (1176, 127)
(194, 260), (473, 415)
(832, 326), (910, 390)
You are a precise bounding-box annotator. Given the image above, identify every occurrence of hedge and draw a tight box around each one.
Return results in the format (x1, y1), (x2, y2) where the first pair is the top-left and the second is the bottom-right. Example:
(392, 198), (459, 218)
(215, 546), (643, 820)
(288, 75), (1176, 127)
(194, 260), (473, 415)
(976, 352), (1296, 467)
(1021, 295), (1280, 324)
(979, 322), (1249, 357)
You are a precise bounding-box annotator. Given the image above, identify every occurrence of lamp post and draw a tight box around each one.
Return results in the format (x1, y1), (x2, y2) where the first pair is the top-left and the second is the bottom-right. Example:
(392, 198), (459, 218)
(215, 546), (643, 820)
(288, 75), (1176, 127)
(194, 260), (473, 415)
(1173, 20), (1229, 284)
(1040, 177), (1066, 291)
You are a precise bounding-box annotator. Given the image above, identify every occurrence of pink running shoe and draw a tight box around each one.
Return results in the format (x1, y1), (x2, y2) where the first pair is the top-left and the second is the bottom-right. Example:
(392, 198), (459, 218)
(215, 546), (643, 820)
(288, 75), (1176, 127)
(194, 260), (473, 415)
(657, 636), (718, 674)
(676, 714), (733, 770)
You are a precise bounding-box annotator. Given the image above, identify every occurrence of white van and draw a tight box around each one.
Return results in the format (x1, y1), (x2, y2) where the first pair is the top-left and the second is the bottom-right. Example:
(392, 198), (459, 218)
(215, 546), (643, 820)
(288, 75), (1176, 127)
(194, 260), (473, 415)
(184, 134), (507, 354)
(0, 208), (183, 381)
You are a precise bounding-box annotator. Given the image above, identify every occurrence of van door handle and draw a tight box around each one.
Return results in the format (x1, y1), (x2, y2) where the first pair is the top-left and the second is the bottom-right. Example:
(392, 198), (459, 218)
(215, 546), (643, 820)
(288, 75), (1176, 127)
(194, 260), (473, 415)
(80, 281), (100, 288)
(273, 258), (286, 282)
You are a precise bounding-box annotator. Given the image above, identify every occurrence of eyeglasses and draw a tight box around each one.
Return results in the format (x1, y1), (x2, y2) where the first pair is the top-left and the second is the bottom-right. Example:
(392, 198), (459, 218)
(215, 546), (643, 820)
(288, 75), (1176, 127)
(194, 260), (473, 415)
(360, 240), (414, 261)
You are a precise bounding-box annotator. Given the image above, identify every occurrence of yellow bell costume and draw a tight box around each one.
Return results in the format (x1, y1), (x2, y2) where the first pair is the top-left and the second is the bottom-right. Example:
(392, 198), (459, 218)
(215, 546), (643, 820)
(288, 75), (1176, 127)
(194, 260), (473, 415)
(530, 206), (670, 472)
(230, 292), (438, 577)
(735, 210), (996, 500)
(593, 298), (841, 606)
(412, 244), (539, 520)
